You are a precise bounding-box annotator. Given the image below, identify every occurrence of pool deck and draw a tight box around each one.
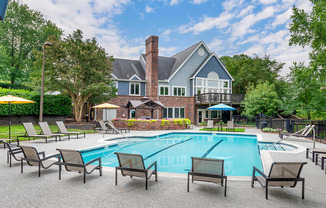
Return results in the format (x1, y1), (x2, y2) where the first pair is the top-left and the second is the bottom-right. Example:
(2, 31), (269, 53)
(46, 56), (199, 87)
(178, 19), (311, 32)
(1, 126), (326, 207)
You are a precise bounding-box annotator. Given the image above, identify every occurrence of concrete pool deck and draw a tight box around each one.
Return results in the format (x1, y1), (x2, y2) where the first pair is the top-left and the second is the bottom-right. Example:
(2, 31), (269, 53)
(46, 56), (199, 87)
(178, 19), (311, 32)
(1, 126), (326, 207)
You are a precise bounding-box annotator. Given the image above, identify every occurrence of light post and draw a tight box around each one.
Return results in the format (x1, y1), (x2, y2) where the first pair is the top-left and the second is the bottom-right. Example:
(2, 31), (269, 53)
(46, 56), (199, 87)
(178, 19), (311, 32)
(39, 41), (52, 122)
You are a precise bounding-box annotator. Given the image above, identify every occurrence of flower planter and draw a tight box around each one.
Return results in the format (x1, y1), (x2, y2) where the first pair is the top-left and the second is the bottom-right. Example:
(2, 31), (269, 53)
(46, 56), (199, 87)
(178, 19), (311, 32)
(112, 119), (190, 131)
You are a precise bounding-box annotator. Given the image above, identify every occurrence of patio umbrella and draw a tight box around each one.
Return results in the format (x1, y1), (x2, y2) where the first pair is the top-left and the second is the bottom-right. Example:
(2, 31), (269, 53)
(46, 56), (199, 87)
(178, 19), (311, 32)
(92, 103), (120, 121)
(207, 103), (236, 129)
(0, 95), (36, 140)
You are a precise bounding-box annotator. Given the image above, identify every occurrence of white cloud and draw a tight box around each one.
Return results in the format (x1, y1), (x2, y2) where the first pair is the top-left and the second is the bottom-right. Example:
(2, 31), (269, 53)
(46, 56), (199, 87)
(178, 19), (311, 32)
(222, 0), (244, 11)
(145, 5), (154, 13)
(170, 0), (182, 6)
(237, 5), (255, 18)
(208, 38), (224, 52)
(259, 0), (278, 4)
(192, 0), (209, 4)
(179, 12), (233, 34)
(272, 8), (292, 28)
(159, 47), (179, 56)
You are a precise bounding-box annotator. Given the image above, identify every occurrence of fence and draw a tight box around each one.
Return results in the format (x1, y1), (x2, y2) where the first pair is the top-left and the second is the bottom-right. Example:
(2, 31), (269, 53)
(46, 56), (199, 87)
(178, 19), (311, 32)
(256, 118), (326, 139)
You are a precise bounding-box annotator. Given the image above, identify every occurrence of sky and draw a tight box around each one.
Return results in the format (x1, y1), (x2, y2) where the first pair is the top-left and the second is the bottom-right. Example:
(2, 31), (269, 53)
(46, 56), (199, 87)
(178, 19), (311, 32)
(20, 0), (313, 77)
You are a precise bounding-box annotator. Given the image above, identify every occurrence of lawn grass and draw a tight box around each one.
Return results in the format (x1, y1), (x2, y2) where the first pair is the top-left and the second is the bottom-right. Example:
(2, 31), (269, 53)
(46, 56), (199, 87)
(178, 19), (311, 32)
(0, 124), (94, 140)
(199, 127), (245, 132)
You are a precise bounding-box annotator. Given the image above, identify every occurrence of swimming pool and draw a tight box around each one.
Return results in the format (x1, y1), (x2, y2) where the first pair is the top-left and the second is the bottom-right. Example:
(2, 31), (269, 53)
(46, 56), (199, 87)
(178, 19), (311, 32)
(81, 133), (263, 176)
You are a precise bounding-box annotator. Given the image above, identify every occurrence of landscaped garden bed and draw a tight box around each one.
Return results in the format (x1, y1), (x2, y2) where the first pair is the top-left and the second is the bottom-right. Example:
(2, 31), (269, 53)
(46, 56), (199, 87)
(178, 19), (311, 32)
(112, 118), (191, 130)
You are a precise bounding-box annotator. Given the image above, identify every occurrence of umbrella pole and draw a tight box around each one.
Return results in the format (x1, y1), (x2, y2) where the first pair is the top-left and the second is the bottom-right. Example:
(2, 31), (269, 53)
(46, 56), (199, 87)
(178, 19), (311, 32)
(9, 102), (11, 140)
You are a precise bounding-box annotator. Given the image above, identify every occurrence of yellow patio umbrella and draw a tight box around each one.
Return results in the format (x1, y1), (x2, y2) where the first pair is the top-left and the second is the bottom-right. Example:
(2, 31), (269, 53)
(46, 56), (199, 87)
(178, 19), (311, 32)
(0, 95), (36, 139)
(91, 103), (120, 109)
(92, 103), (120, 121)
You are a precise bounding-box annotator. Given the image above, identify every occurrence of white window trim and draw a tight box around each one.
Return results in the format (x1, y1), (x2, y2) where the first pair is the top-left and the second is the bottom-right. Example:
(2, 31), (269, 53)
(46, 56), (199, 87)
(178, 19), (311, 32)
(129, 82), (140, 96)
(195, 77), (231, 95)
(172, 86), (187, 96)
(159, 85), (170, 96)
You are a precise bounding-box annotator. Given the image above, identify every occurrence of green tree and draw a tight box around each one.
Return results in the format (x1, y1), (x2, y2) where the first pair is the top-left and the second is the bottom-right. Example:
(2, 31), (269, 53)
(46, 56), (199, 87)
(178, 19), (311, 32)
(219, 54), (285, 96)
(289, 0), (326, 82)
(33, 29), (116, 122)
(242, 81), (282, 119)
(284, 63), (326, 119)
(0, 1), (62, 84)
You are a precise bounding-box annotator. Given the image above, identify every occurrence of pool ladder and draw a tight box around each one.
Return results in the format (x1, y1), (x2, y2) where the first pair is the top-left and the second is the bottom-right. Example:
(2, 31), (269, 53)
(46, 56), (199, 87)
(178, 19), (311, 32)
(264, 143), (285, 151)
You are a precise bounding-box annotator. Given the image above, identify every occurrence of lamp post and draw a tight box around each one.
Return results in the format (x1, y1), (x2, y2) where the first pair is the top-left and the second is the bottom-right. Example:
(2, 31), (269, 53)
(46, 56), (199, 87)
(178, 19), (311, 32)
(39, 41), (52, 122)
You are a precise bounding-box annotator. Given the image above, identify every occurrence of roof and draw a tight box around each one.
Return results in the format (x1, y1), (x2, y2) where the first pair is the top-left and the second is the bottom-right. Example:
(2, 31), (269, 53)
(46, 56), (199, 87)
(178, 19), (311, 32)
(112, 58), (145, 80)
(111, 41), (211, 81)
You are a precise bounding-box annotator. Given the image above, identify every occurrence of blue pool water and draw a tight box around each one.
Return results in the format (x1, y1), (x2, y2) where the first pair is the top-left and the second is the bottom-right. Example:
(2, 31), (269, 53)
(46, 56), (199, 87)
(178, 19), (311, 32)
(81, 133), (263, 176)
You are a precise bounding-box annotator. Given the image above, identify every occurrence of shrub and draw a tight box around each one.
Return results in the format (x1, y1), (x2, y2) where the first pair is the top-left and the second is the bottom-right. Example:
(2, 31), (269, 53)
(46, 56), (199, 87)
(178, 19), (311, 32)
(0, 88), (72, 116)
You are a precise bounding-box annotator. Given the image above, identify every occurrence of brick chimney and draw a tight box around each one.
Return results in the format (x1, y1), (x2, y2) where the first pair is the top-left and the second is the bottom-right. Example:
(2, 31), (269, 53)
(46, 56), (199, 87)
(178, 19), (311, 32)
(145, 35), (159, 99)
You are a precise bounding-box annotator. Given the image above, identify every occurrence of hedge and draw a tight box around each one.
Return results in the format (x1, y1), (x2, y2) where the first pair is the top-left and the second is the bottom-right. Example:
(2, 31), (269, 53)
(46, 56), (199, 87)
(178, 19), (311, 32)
(0, 82), (33, 91)
(0, 88), (72, 116)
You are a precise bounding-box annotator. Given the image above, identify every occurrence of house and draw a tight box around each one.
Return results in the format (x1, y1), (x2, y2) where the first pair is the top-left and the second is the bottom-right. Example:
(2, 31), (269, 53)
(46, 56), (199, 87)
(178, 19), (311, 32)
(98, 35), (242, 124)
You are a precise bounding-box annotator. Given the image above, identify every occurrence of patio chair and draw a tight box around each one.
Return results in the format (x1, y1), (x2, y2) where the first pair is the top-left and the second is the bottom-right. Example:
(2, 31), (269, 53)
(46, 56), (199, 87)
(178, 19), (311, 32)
(1, 138), (19, 149)
(187, 157), (227, 196)
(56, 148), (102, 183)
(96, 120), (118, 134)
(115, 152), (158, 190)
(206, 120), (214, 131)
(39, 122), (69, 141)
(20, 146), (60, 177)
(3, 141), (23, 167)
(251, 162), (307, 199)
(315, 153), (326, 171)
(56, 121), (85, 139)
(226, 121), (235, 132)
(108, 120), (130, 133)
(279, 125), (314, 139)
(306, 148), (326, 162)
(17, 122), (58, 143)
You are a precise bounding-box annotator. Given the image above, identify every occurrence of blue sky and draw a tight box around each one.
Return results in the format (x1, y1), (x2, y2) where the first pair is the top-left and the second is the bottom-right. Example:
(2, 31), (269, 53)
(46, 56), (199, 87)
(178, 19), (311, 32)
(21, 0), (312, 76)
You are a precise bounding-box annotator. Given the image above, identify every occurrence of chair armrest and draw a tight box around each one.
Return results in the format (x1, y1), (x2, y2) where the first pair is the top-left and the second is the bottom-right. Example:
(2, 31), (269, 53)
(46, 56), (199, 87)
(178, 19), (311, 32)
(253, 166), (268, 178)
(11, 149), (23, 154)
(145, 161), (157, 170)
(38, 151), (45, 158)
(40, 153), (60, 161)
(85, 157), (101, 166)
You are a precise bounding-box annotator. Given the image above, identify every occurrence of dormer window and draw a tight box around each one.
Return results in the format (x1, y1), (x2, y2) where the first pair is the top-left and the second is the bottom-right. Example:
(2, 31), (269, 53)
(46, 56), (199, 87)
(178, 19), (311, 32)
(130, 82), (140, 96)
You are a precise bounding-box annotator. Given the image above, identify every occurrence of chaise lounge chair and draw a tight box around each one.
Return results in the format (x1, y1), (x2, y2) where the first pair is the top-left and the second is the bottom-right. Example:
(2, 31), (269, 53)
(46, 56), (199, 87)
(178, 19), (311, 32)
(20, 146), (60, 177)
(306, 147), (326, 162)
(315, 153), (326, 171)
(56, 149), (102, 183)
(279, 125), (315, 140)
(3, 141), (23, 167)
(39, 122), (69, 141)
(108, 120), (130, 133)
(56, 121), (85, 139)
(17, 122), (58, 143)
(251, 162), (307, 199)
(187, 157), (227, 196)
(115, 152), (157, 190)
(96, 120), (118, 134)
(226, 121), (235, 132)
(206, 120), (214, 131)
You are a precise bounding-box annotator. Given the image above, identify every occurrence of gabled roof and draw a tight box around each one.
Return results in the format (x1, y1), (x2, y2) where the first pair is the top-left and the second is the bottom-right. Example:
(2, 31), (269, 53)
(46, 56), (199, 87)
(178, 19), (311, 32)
(141, 54), (176, 80)
(168, 42), (202, 79)
(112, 58), (145, 80)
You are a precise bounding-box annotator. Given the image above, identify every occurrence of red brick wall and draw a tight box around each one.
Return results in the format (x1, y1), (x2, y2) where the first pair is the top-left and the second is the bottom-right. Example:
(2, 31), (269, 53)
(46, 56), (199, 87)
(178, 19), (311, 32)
(96, 95), (195, 124)
(145, 35), (159, 99)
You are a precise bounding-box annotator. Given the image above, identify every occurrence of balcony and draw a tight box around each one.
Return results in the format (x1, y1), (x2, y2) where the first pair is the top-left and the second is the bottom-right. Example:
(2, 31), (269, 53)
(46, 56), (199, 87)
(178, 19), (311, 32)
(195, 93), (245, 105)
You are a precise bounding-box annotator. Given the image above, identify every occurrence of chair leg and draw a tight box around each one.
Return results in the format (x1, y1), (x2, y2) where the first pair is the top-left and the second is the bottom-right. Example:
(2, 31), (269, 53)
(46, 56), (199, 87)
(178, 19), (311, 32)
(21, 160), (23, 173)
(145, 177), (148, 190)
(224, 178), (227, 197)
(115, 168), (118, 186)
(302, 179), (305, 199)
(39, 162), (41, 177)
(59, 164), (61, 180)
(83, 170), (86, 183)
(187, 173), (190, 192)
(265, 185), (268, 199)
(99, 166), (102, 176)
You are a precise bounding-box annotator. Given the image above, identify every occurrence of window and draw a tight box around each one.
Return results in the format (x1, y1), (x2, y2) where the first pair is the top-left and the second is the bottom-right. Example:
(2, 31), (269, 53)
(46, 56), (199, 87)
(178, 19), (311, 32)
(130, 110), (136, 118)
(223, 81), (229, 88)
(130, 82), (140, 95)
(173, 87), (186, 96)
(160, 86), (169, 95)
(163, 107), (185, 118)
